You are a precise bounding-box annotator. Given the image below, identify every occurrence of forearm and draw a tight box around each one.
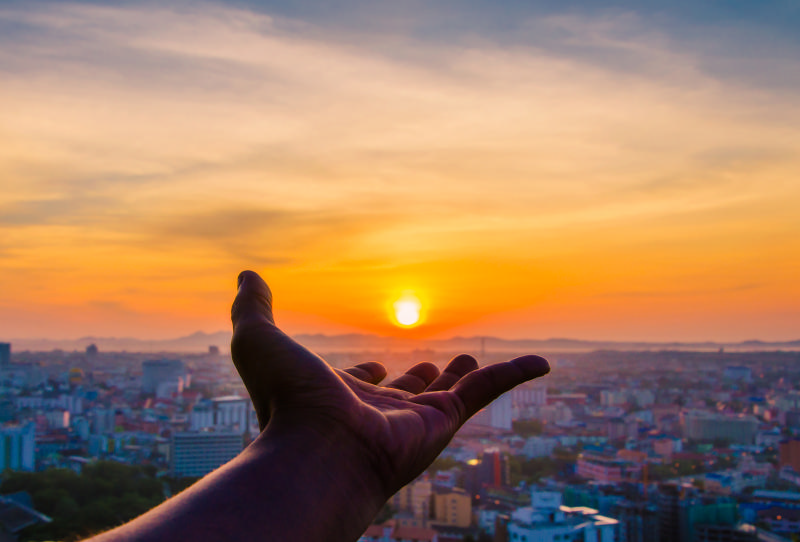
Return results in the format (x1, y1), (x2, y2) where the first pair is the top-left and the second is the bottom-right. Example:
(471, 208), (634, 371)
(87, 431), (386, 542)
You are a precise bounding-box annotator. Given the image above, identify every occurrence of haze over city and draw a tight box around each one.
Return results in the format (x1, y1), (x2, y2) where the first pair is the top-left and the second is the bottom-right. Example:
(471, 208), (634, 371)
(1, 0), (799, 343)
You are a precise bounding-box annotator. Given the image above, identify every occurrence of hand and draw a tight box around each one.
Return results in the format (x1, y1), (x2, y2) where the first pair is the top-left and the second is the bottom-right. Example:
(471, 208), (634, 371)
(231, 270), (550, 498)
(86, 271), (550, 542)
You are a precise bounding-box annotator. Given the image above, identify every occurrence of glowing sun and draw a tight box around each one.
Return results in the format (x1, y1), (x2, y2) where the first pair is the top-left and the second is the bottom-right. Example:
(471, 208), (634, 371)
(393, 294), (422, 327)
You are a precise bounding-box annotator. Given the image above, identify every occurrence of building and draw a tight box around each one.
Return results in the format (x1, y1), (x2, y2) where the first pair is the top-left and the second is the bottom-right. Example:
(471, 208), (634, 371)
(657, 484), (739, 542)
(464, 449), (509, 493)
(390, 478), (432, 522)
(0, 343), (9, 367)
(0, 360), (45, 388)
(576, 453), (643, 483)
(513, 382), (548, 405)
(739, 490), (800, 537)
(471, 392), (512, 430)
(89, 407), (117, 435)
(694, 523), (790, 542)
(0, 422), (35, 471)
(212, 396), (254, 433)
(431, 488), (471, 528)
(45, 409), (70, 430)
(190, 396), (258, 435)
(522, 436), (559, 459)
(170, 431), (243, 477)
(506, 489), (618, 542)
(723, 366), (752, 382)
(601, 390), (629, 407)
(704, 471), (767, 496)
(779, 439), (800, 472)
(141, 359), (187, 395)
(682, 411), (758, 444)
(653, 437), (682, 459)
(613, 500), (660, 542)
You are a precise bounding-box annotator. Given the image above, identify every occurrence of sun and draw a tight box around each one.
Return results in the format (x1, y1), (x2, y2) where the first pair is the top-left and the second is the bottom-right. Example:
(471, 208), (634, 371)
(392, 293), (422, 327)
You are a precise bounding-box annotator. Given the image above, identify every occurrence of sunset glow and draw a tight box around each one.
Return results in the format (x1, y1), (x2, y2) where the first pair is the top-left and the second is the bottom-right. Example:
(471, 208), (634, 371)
(0, 2), (799, 343)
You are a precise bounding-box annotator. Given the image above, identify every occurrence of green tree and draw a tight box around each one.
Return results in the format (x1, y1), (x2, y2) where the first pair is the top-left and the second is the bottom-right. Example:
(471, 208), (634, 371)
(512, 419), (543, 437)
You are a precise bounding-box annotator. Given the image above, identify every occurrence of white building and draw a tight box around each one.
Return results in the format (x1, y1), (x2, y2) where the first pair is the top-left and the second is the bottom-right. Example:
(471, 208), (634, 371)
(537, 403), (574, 425)
(45, 409), (70, 429)
(190, 403), (214, 431)
(471, 392), (513, 431)
(89, 407), (117, 434)
(0, 422), (35, 471)
(141, 359), (188, 395)
(522, 437), (559, 459)
(189, 396), (258, 435)
(507, 489), (618, 542)
(630, 390), (655, 408)
(600, 390), (628, 407)
(15, 394), (83, 414)
(171, 431), (243, 477)
(513, 383), (548, 407)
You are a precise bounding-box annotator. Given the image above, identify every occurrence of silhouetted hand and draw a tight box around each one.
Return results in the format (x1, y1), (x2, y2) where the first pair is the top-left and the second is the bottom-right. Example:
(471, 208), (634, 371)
(88, 271), (550, 542)
(231, 270), (550, 499)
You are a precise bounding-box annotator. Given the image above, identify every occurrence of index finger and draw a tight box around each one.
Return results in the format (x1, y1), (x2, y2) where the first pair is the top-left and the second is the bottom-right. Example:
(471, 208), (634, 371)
(450, 355), (550, 422)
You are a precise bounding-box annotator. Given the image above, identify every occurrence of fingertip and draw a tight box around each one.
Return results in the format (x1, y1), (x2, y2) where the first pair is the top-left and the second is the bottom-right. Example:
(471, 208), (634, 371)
(387, 362), (441, 394)
(358, 361), (388, 384)
(231, 270), (274, 327)
(237, 270), (260, 289)
(408, 361), (441, 382)
(447, 354), (478, 375)
(512, 355), (550, 378)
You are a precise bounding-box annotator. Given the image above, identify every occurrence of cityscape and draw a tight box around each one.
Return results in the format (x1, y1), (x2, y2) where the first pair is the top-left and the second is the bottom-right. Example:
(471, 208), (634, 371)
(2, 340), (800, 541)
(2, 1), (799, 541)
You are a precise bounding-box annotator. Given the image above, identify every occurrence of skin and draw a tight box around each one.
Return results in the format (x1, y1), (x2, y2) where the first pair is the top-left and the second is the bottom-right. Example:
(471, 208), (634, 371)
(88, 270), (550, 541)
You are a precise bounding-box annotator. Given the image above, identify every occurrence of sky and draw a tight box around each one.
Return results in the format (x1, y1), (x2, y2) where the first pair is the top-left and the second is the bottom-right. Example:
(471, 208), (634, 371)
(1, 0), (799, 342)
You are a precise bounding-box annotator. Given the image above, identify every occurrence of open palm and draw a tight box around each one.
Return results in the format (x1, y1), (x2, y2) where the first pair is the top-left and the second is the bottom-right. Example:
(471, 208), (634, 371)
(231, 270), (550, 498)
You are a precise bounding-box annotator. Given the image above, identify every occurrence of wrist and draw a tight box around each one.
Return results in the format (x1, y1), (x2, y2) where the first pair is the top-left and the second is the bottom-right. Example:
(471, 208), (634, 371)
(245, 423), (388, 540)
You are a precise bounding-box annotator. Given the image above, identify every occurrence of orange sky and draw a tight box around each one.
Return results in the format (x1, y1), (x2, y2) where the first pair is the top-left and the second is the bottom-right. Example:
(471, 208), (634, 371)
(1, 3), (799, 342)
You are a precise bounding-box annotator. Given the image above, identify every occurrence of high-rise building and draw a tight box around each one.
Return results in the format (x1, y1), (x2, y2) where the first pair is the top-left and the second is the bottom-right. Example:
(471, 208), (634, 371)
(470, 392), (512, 430)
(171, 431), (243, 477)
(465, 449), (510, 495)
(0, 342), (10, 367)
(0, 422), (35, 471)
(657, 483), (738, 542)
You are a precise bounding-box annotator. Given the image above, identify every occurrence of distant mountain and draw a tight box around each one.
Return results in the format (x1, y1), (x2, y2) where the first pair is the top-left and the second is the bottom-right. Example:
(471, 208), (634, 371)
(5, 331), (800, 353)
